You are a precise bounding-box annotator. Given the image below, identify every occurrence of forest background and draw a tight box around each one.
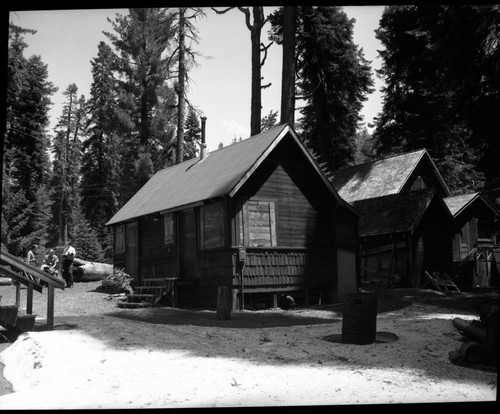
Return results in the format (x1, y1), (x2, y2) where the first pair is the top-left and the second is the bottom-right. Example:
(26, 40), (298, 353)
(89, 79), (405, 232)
(3, 5), (500, 265)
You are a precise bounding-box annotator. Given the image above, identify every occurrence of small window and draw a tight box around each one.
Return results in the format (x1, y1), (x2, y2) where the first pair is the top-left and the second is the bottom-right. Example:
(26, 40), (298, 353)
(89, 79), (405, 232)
(477, 219), (493, 241)
(115, 225), (125, 253)
(200, 202), (225, 249)
(410, 176), (427, 191)
(163, 213), (175, 245)
(240, 200), (277, 247)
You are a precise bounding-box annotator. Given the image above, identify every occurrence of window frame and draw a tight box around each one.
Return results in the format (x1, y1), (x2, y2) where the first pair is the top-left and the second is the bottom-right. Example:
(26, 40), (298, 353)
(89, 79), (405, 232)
(163, 213), (176, 246)
(199, 201), (226, 250)
(239, 198), (277, 248)
(114, 224), (125, 254)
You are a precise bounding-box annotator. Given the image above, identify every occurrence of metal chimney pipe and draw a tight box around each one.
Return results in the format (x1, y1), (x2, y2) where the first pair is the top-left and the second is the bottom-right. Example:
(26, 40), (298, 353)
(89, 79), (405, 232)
(200, 116), (207, 160)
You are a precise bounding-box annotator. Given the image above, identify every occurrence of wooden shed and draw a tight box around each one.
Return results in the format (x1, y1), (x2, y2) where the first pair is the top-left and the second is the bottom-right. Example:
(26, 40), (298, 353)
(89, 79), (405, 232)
(330, 149), (452, 203)
(444, 192), (500, 288)
(352, 188), (455, 287)
(330, 149), (458, 288)
(107, 124), (359, 308)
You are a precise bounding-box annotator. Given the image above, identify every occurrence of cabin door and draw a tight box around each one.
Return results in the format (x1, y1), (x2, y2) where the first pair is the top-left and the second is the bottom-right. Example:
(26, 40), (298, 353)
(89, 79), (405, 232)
(179, 209), (197, 278)
(125, 221), (139, 282)
(337, 248), (357, 301)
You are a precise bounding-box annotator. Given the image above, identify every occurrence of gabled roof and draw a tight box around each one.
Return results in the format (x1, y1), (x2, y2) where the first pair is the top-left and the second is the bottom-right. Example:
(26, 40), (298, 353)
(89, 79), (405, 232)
(330, 149), (451, 203)
(107, 124), (354, 226)
(444, 192), (500, 218)
(351, 188), (453, 238)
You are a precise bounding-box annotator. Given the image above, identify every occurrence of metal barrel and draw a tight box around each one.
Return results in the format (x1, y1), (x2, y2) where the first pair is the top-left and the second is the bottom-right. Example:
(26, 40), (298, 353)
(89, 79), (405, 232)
(342, 293), (378, 345)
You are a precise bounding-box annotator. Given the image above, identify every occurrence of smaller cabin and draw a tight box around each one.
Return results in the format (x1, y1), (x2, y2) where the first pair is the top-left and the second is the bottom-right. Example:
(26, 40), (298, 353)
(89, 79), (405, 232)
(445, 193), (500, 288)
(331, 149), (458, 288)
(352, 189), (455, 288)
(107, 124), (359, 309)
(330, 149), (451, 203)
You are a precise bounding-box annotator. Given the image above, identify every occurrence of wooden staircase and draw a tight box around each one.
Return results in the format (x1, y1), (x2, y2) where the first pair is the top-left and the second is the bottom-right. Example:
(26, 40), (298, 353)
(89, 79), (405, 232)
(0, 296), (37, 333)
(117, 277), (176, 309)
(0, 249), (65, 331)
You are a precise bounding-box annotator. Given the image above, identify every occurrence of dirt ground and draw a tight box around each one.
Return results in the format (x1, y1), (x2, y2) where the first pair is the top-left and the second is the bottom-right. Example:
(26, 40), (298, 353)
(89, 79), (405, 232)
(0, 278), (498, 409)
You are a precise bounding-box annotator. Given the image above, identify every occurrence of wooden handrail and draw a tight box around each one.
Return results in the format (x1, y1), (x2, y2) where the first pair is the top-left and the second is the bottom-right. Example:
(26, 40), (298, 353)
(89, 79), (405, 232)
(0, 249), (65, 330)
(0, 249), (65, 289)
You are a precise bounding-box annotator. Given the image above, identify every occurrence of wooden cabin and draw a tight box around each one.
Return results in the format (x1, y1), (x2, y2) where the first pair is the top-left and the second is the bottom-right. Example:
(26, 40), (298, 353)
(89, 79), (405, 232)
(445, 193), (500, 288)
(330, 149), (457, 288)
(107, 124), (360, 308)
(352, 188), (455, 288)
(330, 149), (452, 203)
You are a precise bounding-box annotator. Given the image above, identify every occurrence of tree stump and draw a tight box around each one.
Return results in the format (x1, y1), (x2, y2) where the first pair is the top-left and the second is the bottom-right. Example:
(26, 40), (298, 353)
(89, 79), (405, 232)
(216, 286), (232, 320)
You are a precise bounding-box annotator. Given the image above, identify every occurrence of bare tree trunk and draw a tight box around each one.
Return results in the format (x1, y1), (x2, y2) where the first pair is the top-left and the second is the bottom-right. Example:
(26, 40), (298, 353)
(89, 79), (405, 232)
(175, 8), (186, 164)
(250, 6), (264, 136)
(280, 6), (296, 126)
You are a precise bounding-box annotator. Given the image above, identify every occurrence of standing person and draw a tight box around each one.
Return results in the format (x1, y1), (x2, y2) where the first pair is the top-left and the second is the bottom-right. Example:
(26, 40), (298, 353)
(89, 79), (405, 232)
(61, 240), (76, 288)
(26, 244), (37, 265)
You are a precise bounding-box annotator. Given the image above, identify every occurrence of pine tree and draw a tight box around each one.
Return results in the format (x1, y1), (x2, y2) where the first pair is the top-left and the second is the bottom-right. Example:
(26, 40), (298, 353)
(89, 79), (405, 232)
(269, 6), (374, 172)
(183, 108), (201, 160)
(214, 7), (272, 136)
(51, 84), (86, 244)
(3, 23), (56, 255)
(373, 5), (499, 196)
(71, 205), (104, 262)
(81, 42), (122, 243)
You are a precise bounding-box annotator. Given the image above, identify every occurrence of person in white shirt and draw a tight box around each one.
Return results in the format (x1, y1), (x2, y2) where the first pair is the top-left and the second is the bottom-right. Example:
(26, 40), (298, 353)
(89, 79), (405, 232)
(61, 240), (76, 288)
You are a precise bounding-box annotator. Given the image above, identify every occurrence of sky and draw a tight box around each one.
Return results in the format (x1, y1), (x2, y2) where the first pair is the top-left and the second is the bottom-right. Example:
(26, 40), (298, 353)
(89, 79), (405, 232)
(9, 6), (385, 152)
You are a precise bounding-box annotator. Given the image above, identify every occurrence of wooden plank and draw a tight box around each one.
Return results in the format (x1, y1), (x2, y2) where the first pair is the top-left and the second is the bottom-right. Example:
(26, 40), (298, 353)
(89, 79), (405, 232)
(47, 284), (55, 330)
(216, 286), (232, 320)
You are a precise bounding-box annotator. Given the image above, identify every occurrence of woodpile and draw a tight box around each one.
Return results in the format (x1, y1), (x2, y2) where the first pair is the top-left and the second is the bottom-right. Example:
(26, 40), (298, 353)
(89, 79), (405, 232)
(449, 300), (498, 371)
(72, 258), (113, 282)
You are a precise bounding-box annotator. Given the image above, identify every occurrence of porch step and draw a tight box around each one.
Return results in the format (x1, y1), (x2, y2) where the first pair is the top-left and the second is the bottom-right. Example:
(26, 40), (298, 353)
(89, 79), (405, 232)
(11, 314), (36, 332)
(0, 305), (37, 332)
(134, 286), (165, 295)
(116, 301), (152, 309)
(142, 278), (168, 286)
(125, 293), (156, 303)
(0, 305), (18, 326)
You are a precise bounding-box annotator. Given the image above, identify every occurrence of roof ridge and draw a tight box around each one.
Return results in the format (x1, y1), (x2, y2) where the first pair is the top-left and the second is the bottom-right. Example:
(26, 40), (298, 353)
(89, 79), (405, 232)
(333, 148), (428, 173)
(207, 123), (289, 155)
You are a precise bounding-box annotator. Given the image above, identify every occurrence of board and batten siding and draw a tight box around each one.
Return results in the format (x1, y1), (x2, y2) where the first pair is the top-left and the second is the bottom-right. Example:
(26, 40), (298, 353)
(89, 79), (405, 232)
(236, 162), (334, 248)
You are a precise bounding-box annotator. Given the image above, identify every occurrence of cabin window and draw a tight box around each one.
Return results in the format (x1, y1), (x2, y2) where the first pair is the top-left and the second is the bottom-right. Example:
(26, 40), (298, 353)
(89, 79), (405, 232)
(163, 213), (175, 245)
(477, 219), (493, 241)
(410, 176), (427, 191)
(115, 225), (125, 253)
(199, 202), (225, 249)
(240, 200), (277, 247)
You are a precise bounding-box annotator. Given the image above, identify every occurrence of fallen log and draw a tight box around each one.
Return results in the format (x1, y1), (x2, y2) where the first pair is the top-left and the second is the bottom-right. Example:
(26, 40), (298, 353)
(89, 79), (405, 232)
(72, 258), (113, 282)
(452, 317), (486, 344)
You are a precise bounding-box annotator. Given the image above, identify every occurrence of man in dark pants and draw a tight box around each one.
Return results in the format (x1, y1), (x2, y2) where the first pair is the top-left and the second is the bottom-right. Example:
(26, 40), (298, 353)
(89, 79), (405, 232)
(61, 240), (76, 288)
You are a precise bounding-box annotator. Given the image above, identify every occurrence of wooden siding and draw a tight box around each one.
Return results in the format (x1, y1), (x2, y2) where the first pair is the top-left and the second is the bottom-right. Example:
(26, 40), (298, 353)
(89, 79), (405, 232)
(401, 157), (449, 197)
(236, 164), (335, 248)
(232, 247), (334, 289)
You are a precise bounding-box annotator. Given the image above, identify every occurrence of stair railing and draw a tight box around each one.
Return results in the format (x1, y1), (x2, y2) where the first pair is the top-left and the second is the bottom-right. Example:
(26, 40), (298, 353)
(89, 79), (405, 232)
(0, 249), (65, 330)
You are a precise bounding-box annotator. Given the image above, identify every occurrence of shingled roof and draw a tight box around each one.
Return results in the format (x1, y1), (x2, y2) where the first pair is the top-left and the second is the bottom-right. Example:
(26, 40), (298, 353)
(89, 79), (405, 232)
(330, 149), (451, 203)
(107, 124), (353, 226)
(444, 192), (500, 218)
(351, 188), (453, 238)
